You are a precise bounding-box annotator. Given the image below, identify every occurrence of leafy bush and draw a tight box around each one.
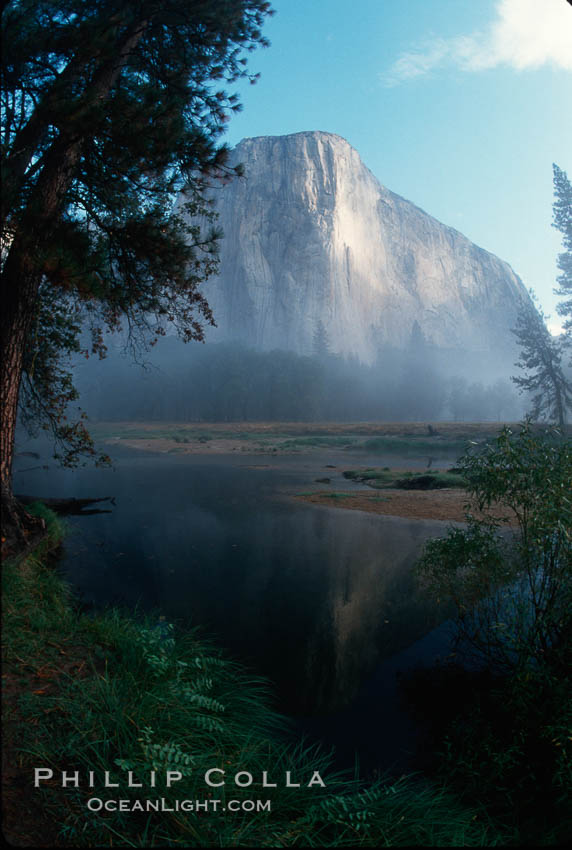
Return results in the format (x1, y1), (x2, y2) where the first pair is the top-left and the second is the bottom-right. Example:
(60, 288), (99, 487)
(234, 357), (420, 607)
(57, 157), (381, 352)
(418, 421), (571, 674)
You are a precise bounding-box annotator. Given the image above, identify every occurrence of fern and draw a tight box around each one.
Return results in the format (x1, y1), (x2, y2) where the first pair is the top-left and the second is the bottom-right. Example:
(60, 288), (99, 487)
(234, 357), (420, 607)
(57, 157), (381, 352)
(192, 714), (225, 733)
(179, 692), (226, 713)
(188, 675), (213, 691)
(192, 655), (228, 670)
(133, 624), (176, 676)
(136, 726), (195, 774)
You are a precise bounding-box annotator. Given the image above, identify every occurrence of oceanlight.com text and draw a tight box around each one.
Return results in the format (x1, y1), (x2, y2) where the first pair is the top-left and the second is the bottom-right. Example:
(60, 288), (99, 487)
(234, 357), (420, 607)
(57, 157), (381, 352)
(86, 797), (272, 813)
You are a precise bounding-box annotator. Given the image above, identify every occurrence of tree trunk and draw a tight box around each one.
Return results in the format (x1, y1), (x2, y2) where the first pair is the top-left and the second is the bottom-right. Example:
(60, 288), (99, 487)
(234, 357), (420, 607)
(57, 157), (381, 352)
(1, 17), (148, 555)
(1, 123), (85, 551)
(0, 250), (46, 556)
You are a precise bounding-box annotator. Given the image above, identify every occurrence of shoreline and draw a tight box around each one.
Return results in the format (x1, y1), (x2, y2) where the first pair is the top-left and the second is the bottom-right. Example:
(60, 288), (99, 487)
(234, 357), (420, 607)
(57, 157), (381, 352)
(296, 489), (471, 523)
(90, 433), (510, 524)
(89, 420), (514, 460)
(96, 439), (476, 522)
(294, 489), (517, 525)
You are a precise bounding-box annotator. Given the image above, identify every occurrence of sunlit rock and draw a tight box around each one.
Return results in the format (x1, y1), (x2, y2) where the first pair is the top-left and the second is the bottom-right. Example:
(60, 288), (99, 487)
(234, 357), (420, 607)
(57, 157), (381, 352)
(180, 131), (529, 363)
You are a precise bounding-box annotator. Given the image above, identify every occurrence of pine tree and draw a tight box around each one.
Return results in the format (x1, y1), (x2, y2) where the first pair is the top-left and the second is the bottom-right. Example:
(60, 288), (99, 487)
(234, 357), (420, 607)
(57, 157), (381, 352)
(0, 0), (273, 550)
(511, 294), (571, 429)
(552, 163), (572, 352)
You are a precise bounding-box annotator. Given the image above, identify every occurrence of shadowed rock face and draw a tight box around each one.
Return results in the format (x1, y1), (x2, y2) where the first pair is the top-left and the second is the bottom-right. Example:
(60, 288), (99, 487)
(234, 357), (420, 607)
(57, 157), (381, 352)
(183, 131), (529, 363)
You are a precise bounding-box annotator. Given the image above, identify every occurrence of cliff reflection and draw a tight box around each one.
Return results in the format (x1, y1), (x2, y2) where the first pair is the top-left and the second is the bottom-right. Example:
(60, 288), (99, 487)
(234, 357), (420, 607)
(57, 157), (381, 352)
(286, 512), (444, 713)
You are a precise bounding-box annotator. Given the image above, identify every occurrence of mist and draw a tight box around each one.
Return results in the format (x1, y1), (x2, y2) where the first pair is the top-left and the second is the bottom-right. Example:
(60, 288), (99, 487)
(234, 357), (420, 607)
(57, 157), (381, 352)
(71, 328), (526, 426)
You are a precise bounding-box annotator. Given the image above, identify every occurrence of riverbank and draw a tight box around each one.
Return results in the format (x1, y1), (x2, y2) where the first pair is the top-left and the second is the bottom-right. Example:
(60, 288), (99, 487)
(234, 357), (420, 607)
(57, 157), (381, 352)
(90, 420), (511, 457)
(297, 488), (471, 523)
(82, 421), (527, 524)
(2, 506), (504, 847)
(295, 489), (518, 524)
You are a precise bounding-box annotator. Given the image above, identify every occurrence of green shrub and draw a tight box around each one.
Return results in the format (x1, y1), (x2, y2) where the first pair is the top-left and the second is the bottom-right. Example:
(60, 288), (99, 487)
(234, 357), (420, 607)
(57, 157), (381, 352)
(418, 421), (571, 674)
(412, 422), (572, 843)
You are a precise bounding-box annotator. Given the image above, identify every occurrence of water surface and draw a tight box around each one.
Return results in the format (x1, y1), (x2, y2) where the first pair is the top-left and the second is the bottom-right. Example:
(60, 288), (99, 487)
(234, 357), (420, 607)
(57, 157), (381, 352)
(14, 446), (458, 772)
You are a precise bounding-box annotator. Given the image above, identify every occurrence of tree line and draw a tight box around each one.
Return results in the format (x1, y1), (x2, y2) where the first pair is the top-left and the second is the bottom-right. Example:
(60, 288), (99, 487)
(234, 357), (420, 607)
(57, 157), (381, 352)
(75, 339), (524, 424)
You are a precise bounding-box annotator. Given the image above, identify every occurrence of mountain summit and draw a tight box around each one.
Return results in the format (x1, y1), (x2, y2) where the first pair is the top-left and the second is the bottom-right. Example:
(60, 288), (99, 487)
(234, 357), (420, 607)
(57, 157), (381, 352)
(184, 131), (529, 363)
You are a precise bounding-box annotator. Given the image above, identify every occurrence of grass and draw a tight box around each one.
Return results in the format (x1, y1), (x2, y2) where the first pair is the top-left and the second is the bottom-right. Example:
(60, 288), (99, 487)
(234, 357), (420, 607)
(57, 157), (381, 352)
(343, 469), (466, 490)
(88, 422), (509, 456)
(319, 493), (392, 503)
(90, 422), (514, 437)
(2, 508), (508, 847)
(359, 437), (470, 455)
(280, 436), (359, 449)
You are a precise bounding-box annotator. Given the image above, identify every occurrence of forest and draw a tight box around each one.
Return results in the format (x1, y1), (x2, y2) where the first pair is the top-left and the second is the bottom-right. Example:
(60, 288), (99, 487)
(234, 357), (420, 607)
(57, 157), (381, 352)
(74, 336), (525, 425)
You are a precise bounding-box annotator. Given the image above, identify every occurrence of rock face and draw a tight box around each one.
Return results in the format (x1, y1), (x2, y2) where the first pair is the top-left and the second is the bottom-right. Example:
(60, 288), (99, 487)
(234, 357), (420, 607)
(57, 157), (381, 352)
(183, 131), (529, 363)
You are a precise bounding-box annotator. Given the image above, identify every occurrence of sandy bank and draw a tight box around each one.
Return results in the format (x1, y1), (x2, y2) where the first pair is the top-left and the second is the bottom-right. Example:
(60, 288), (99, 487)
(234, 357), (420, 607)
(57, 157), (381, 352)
(296, 489), (517, 525)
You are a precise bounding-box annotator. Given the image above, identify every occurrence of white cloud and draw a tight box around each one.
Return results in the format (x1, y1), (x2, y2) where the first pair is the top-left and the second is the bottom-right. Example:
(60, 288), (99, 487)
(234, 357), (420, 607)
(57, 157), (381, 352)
(383, 0), (572, 86)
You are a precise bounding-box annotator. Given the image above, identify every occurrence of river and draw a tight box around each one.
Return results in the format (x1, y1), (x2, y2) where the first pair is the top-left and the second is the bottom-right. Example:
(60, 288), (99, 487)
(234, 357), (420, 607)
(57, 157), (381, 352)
(14, 444), (460, 776)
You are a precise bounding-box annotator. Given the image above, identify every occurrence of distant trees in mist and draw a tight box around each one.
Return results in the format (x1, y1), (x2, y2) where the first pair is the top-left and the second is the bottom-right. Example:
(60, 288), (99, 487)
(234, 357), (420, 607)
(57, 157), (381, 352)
(75, 339), (524, 424)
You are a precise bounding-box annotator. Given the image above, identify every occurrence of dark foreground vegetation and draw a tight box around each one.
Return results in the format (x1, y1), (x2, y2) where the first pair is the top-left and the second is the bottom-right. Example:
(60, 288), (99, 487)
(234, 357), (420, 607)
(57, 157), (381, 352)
(3, 508), (503, 847)
(409, 423), (572, 845)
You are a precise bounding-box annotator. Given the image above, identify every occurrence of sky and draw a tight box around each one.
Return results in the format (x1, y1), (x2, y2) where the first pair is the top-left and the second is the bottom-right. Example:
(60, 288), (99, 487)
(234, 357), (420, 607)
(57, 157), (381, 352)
(222, 0), (572, 334)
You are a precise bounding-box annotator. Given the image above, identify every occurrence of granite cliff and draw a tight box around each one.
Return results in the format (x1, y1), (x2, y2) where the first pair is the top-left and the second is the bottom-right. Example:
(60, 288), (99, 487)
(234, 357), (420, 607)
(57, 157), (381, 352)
(180, 131), (529, 364)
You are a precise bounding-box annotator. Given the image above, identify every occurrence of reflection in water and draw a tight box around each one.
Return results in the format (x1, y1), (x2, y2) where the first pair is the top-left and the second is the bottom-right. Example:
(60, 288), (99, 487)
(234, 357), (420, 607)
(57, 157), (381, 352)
(292, 512), (443, 714)
(14, 450), (451, 720)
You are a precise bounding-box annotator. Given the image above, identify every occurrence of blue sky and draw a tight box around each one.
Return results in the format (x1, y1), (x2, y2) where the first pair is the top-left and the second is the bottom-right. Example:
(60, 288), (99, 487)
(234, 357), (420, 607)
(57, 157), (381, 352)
(223, 0), (572, 333)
